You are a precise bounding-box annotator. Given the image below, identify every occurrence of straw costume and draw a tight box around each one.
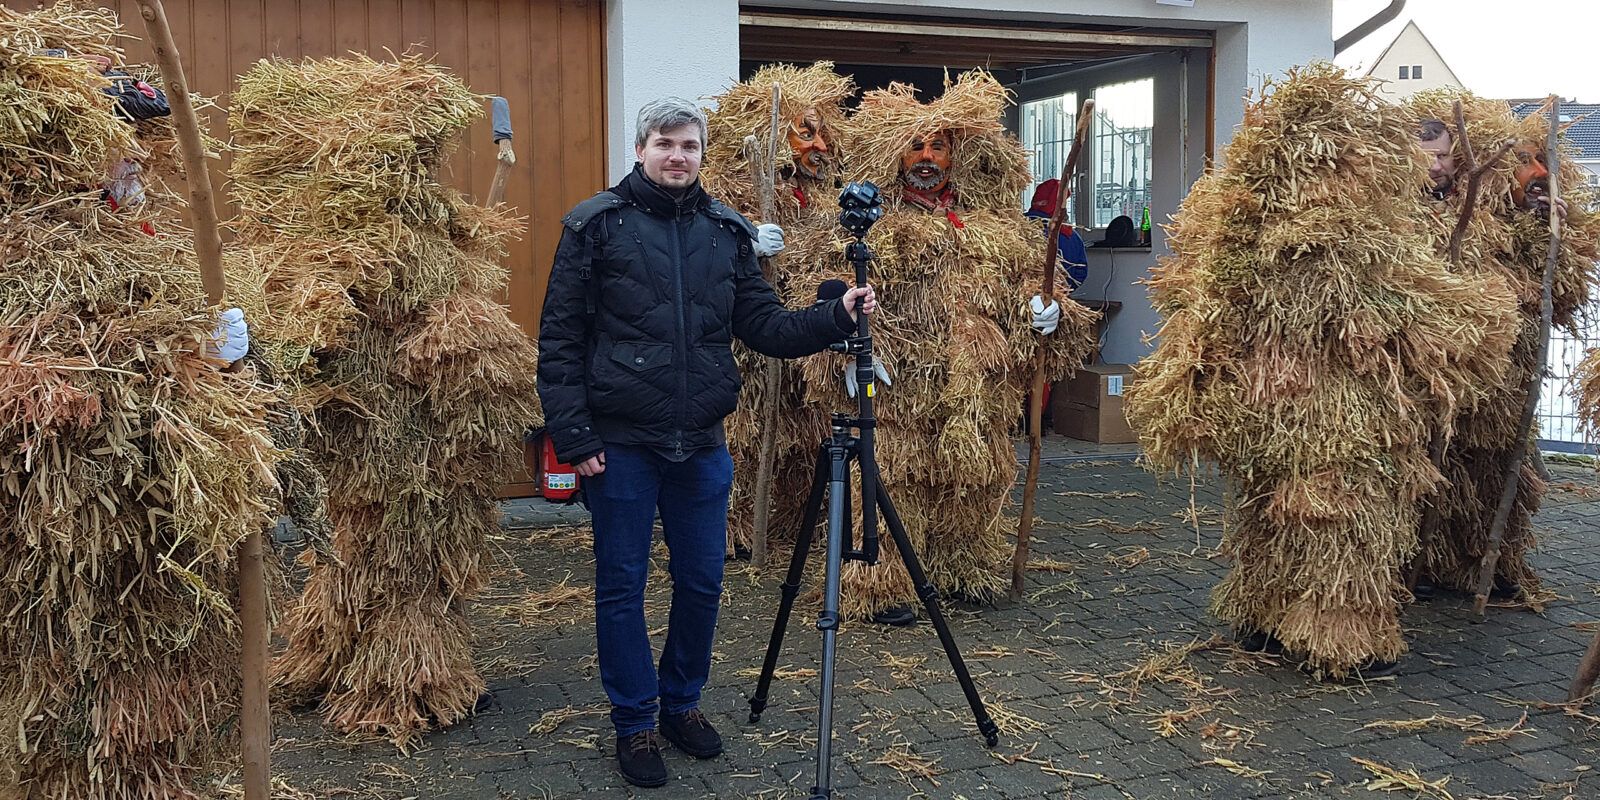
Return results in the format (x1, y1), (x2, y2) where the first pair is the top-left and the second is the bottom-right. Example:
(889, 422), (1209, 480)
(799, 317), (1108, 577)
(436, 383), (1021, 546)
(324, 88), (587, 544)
(230, 55), (541, 749)
(1404, 91), (1600, 600)
(1126, 64), (1519, 677)
(1577, 349), (1600, 439)
(780, 70), (1095, 620)
(703, 63), (855, 556)
(0, 4), (281, 796)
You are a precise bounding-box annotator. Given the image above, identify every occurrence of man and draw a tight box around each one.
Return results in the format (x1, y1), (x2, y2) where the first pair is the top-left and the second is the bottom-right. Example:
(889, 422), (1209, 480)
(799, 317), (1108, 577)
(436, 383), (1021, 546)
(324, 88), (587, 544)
(901, 130), (958, 214)
(786, 105), (831, 185)
(1418, 118), (1455, 199)
(537, 97), (876, 789)
(1025, 178), (1089, 289)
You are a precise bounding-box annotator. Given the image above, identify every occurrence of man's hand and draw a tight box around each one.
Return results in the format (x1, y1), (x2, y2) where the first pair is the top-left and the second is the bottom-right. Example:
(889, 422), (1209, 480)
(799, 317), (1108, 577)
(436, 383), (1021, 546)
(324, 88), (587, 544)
(1534, 195), (1568, 222)
(1029, 295), (1061, 335)
(842, 285), (877, 322)
(843, 357), (893, 398)
(575, 452), (606, 477)
(754, 223), (785, 257)
(209, 307), (250, 363)
(80, 54), (112, 74)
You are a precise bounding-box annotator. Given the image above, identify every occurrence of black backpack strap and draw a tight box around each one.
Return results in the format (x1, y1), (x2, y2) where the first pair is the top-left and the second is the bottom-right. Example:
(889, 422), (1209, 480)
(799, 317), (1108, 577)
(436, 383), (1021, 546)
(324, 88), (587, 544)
(562, 191), (624, 316)
(704, 201), (759, 261)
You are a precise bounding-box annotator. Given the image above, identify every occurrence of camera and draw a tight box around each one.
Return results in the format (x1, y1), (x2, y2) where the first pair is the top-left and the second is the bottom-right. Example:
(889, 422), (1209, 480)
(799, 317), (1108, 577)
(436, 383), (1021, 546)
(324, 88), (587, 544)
(837, 181), (883, 238)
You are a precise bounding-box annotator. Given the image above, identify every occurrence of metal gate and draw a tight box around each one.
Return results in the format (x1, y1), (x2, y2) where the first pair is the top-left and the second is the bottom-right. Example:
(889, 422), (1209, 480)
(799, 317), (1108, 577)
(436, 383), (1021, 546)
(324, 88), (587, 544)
(1539, 307), (1600, 454)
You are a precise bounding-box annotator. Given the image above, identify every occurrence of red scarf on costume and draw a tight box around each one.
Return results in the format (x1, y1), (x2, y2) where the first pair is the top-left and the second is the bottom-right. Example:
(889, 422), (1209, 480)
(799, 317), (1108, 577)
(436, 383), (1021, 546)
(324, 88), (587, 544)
(902, 184), (963, 229)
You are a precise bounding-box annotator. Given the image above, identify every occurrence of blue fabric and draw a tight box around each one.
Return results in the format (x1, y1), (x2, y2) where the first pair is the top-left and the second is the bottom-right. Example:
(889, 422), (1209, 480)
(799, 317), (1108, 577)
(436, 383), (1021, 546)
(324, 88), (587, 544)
(586, 443), (735, 735)
(1025, 209), (1089, 288)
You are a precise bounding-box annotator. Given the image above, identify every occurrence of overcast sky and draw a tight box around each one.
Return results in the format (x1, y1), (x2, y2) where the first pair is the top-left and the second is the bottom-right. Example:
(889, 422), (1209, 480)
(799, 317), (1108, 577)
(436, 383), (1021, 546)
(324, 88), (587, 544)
(1333, 0), (1600, 103)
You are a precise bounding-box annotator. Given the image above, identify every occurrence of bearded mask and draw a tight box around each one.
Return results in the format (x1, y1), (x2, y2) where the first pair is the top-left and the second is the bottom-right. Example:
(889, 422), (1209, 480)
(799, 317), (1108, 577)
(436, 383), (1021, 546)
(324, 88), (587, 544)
(1510, 143), (1551, 210)
(787, 107), (832, 179)
(900, 131), (953, 194)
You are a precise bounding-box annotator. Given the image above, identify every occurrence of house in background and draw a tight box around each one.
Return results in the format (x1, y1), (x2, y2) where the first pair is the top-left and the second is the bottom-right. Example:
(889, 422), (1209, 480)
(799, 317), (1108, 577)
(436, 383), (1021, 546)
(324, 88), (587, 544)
(1363, 19), (1463, 102)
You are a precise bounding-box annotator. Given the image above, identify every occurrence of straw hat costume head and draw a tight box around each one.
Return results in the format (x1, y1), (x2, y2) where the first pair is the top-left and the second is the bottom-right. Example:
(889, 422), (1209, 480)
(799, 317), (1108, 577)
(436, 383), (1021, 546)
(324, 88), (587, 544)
(702, 62), (854, 216)
(845, 69), (1031, 215)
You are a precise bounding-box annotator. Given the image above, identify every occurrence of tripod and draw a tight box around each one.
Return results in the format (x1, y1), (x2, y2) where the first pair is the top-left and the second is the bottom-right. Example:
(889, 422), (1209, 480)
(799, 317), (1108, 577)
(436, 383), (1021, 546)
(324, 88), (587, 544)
(746, 183), (999, 800)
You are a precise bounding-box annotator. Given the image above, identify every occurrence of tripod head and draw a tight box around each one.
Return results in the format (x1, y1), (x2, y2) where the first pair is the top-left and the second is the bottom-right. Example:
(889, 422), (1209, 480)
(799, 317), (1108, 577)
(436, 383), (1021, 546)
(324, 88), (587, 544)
(837, 180), (883, 239)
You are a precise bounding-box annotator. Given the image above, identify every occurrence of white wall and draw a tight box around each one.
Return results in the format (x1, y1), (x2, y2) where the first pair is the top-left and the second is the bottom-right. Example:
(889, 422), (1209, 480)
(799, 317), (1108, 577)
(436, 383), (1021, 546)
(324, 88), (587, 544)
(605, 0), (741, 183)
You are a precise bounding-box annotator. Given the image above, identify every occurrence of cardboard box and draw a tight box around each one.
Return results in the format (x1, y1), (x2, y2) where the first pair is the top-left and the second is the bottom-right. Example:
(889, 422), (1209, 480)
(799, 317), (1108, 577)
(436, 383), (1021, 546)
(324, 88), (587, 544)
(1052, 363), (1137, 444)
(1053, 399), (1136, 444)
(1063, 363), (1135, 408)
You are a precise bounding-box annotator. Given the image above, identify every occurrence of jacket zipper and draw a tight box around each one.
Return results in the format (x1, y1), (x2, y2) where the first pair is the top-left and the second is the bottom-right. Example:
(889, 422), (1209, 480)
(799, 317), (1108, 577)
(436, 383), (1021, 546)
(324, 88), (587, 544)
(671, 205), (688, 457)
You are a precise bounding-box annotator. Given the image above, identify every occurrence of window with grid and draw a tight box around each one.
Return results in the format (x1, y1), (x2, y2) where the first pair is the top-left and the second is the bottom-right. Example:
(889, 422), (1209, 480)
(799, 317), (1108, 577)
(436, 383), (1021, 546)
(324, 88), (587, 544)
(1093, 78), (1154, 228)
(1413, 64), (1422, 79)
(1020, 92), (1079, 224)
(1399, 65), (1410, 79)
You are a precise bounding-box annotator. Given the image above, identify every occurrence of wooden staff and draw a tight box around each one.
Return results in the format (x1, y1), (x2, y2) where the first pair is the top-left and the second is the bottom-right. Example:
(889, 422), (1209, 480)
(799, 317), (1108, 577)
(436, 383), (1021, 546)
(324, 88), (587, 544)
(134, 2), (268, 798)
(1409, 101), (1515, 593)
(1572, 627), (1600, 701)
(749, 82), (782, 567)
(1011, 98), (1094, 600)
(1472, 95), (1562, 615)
(487, 96), (515, 207)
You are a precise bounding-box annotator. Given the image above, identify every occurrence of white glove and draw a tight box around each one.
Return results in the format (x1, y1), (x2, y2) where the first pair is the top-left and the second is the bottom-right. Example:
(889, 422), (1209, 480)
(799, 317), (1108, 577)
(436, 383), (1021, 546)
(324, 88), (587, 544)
(1029, 295), (1061, 335)
(754, 223), (785, 257)
(843, 357), (893, 398)
(209, 307), (250, 363)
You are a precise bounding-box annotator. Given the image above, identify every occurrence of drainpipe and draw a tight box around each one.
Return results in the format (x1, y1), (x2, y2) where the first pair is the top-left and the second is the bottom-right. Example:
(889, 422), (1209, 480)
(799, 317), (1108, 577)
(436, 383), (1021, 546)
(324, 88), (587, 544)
(1334, 0), (1406, 55)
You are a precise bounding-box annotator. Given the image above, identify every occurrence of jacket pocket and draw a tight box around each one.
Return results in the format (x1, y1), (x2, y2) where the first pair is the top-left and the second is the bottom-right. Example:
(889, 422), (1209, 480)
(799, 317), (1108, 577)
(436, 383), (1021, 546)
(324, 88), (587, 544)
(589, 339), (674, 423)
(610, 341), (673, 372)
(691, 345), (742, 425)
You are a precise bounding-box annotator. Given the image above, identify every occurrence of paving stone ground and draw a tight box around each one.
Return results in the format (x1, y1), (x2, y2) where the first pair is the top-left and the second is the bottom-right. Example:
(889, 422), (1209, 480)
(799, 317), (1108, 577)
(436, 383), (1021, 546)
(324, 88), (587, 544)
(273, 443), (1600, 800)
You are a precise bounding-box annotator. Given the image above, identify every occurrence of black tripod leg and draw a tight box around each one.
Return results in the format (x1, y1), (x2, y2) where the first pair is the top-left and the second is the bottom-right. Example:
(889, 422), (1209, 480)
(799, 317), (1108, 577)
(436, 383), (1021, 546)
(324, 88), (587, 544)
(876, 488), (1001, 747)
(749, 445), (830, 723)
(811, 442), (852, 799)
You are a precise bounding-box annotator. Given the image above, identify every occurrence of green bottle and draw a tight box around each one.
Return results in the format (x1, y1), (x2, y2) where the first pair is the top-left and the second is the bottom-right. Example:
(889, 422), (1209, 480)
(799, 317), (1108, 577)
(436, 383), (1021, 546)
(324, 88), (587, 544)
(1140, 206), (1151, 246)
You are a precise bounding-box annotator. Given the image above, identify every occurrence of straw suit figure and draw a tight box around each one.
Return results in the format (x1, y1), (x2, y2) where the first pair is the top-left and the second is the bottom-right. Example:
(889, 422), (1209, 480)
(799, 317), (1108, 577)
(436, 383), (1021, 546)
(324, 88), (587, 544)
(701, 62), (857, 559)
(787, 70), (1096, 623)
(1403, 92), (1600, 606)
(1126, 65), (1519, 678)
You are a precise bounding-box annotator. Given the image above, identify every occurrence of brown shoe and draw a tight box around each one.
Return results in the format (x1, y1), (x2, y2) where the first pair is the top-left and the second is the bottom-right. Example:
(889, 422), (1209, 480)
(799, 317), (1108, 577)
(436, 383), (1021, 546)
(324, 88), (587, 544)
(616, 729), (668, 788)
(660, 709), (723, 759)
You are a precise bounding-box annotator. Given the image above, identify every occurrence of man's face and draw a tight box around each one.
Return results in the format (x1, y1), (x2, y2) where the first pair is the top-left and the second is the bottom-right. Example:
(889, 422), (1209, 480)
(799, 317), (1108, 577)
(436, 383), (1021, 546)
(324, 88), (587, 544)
(636, 124), (703, 189)
(787, 107), (831, 179)
(1511, 144), (1551, 210)
(1419, 131), (1455, 193)
(900, 131), (953, 193)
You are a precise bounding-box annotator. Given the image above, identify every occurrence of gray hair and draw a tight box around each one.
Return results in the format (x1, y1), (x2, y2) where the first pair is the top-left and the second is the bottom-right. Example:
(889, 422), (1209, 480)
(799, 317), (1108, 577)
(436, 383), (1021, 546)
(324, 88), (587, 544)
(635, 97), (708, 149)
(1418, 119), (1449, 142)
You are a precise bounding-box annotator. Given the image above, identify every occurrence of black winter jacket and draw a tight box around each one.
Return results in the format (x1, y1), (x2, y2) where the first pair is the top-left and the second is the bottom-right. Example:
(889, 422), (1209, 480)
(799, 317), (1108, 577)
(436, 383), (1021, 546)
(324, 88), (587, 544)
(537, 166), (855, 464)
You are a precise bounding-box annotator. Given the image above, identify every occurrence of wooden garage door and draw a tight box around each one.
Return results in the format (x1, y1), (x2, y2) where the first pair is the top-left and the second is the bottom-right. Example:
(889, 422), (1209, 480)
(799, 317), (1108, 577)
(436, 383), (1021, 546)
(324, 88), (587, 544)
(5, 0), (606, 496)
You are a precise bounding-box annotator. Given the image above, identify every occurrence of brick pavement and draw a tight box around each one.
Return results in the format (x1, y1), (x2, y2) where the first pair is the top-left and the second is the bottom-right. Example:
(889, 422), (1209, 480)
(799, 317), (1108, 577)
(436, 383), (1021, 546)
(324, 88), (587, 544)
(273, 447), (1600, 799)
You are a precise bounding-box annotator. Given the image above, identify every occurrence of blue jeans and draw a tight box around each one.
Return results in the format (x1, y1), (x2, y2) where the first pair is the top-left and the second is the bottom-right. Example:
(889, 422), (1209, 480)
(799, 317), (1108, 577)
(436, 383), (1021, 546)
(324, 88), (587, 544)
(586, 443), (734, 736)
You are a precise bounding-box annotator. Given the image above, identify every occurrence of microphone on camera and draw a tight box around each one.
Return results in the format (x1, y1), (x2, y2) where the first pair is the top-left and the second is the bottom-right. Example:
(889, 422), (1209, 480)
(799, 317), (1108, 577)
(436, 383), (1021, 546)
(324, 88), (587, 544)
(815, 279), (849, 305)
